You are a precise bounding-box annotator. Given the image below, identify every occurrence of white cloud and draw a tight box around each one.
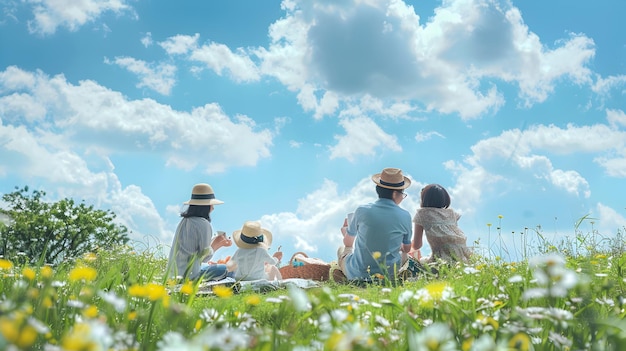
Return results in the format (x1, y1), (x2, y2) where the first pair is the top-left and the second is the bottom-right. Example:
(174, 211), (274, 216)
(106, 56), (177, 95)
(254, 0), (594, 119)
(595, 203), (626, 236)
(447, 120), (626, 214)
(26, 0), (133, 35)
(160, 34), (200, 55)
(548, 169), (590, 198)
(141, 32), (153, 48)
(592, 74), (626, 96)
(0, 66), (274, 175)
(607, 109), (626, 129)
(161, 34), (261, 82)
(289, 140), (302, 148)
(415, 130), (445, 142)
(329, 116), (401, 161)
(188, 43), (261, 82)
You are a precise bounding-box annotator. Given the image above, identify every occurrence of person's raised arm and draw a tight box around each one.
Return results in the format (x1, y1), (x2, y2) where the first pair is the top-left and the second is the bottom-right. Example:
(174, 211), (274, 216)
(412, 223), (424, 251)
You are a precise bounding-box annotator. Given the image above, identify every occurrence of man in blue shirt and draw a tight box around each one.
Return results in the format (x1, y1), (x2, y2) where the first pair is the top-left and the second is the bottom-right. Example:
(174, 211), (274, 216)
(338, 168), (413, 280)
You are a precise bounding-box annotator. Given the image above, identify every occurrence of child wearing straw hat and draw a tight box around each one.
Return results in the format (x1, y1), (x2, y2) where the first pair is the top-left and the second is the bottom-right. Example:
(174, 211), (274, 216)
(167, 183), (232, 281)
(227, 221), (283, 281)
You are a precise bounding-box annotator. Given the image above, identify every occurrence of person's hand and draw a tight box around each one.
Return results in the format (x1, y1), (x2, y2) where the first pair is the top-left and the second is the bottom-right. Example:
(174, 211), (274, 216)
(410, 249), (421, 260)
(211, 232), (232, 249)
(341, 217), (348, 236)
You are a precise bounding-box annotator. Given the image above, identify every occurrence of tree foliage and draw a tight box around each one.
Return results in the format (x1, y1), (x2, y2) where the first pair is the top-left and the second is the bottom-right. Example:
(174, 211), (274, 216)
(0, 186), (130, 265)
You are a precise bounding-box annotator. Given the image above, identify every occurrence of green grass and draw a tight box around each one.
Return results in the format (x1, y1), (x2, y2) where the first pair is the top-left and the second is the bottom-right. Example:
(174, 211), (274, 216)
(1, 227), (626, 350)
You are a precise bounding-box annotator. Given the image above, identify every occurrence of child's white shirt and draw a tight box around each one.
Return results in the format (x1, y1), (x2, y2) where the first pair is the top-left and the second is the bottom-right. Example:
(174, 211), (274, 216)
(231, 247), (278, 281)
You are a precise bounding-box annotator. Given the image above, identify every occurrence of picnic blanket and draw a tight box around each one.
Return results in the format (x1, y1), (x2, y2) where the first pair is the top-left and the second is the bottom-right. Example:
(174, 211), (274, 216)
(170, 277), (323, 296)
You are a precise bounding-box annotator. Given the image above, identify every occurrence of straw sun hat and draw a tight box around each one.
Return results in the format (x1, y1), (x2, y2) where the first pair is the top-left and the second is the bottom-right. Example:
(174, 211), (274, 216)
(183, 183), (224, 206)
(232, 221), (273, 249)
(371, 167), (411, 190)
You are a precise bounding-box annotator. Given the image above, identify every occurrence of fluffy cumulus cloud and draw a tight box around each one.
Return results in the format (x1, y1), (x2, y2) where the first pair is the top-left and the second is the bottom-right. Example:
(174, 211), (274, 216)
(447, 115), (626, 215)
(329, 116), (402, 161)
(160, 34), (261, 83)
(0, 66), (274, 174)
(105, 57), (177, 95)
(165, 0), (596, 120)
(26, 0), (134, 35)
(595, 203), (626, 237)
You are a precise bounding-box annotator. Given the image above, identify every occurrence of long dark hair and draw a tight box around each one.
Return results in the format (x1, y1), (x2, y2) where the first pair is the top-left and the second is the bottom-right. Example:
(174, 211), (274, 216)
(420, 184), (451, 209)
(181, 204), (212, 221)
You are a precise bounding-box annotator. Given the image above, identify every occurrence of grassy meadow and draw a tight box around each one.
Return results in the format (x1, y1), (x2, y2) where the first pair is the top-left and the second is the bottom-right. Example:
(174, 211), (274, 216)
(1, 221), (626, 350)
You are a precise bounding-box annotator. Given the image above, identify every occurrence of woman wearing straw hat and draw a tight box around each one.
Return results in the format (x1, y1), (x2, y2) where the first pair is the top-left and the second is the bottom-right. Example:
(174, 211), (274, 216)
(337, 167), (413, 281)
(167, 183), (232, 281)
(227, 221), (283, 281)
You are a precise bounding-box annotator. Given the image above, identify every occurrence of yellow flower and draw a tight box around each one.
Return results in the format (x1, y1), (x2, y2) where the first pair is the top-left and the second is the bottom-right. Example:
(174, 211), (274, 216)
(0, 316), (38, 349)
(245, 294), (261, 306)
(212, 285), (233, 298)
(62, 323), (97, 351)
(0, 259), (13, 270)
(22, 267), (36, 281)
(41, 266), (53, 278)
(478, 314), (499, 330)
(128, 283), (167, 301)
(425, 281), (449, 301)
(68, 266), (97, 282)
(83, 305), (98, 319)
(326, 331), (344, 350)
(487, 223), (492, 227)
(509, 332), (532, 350)
(43, 297), (53, 308)
(146, 283), (167, 301)
(128, 311), (138, 321)
(462, 337), (474, 351)
(194, 319), (202, 331)
(372, 251), (382, 260)
(128, 284), (146, 297)
(180, 281), (194, 295)
(498, 214), (503, 219)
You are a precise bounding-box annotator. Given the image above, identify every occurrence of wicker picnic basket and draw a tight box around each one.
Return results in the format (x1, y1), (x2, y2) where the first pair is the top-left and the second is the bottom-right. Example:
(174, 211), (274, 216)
(279, 252), (346, 282)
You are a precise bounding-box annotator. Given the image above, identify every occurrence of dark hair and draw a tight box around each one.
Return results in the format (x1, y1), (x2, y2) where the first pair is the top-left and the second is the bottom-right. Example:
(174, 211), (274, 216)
(181, 204), (212, 221)
(420, 184), (450, 209)
(375, 185), (397, 200)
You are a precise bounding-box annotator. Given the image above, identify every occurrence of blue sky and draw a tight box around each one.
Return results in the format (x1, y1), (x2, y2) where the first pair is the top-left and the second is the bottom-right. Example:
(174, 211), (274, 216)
(1, 0), (625, 263)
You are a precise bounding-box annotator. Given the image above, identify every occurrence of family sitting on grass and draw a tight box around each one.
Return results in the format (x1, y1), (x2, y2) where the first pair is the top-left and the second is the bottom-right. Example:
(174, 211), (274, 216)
(167, 167), (472, 284)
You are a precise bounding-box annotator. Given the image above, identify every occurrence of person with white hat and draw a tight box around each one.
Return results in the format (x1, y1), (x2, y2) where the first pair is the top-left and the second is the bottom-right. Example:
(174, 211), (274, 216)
(167, 183), (232, 281)
(227, 221), (283, 281)
(337, 167), (413, 281)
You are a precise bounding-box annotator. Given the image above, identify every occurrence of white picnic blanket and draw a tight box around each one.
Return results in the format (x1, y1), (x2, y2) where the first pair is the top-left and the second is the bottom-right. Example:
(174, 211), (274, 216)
(172, 277), (321, 295)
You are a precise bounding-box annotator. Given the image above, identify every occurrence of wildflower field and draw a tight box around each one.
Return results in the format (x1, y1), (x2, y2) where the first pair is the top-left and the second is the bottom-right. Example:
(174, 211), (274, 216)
(1, 227), (626, 351)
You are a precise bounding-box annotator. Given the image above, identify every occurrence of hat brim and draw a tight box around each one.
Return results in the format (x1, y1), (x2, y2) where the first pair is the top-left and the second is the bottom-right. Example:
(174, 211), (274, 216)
(232, 228), (272, 249)
(371, 174), (411, 190)
(184, 198), (224, 206)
